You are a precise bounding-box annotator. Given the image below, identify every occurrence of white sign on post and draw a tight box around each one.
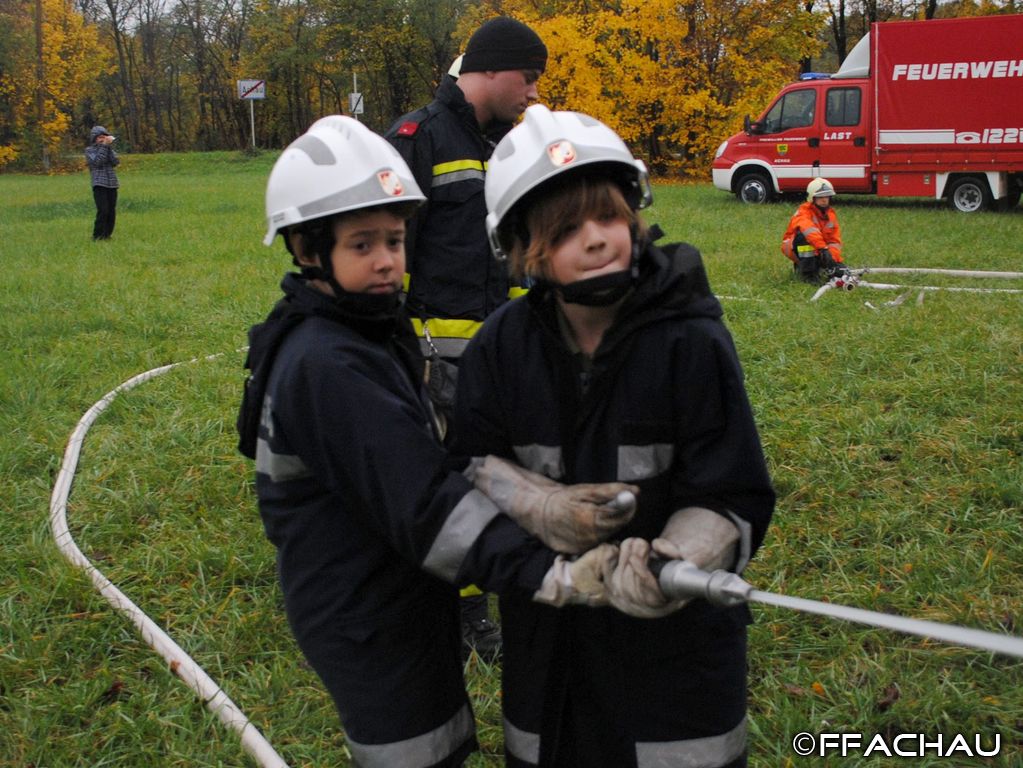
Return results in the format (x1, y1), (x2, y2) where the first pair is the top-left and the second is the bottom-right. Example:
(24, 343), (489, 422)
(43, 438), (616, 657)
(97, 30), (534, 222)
(237, 79), (266, 149)
(349, 92), (364, 115)
(238, 79), (266, 100)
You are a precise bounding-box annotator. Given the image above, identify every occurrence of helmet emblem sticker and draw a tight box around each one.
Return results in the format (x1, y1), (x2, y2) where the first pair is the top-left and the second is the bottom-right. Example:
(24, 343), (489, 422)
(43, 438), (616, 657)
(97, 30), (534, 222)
(377, 170), (404, 196)
(547, 140), (577, 167)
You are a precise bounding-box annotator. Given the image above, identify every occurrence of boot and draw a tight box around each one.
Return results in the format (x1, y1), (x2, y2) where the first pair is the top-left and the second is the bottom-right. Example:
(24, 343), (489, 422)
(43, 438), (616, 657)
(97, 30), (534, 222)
(797, 255), (820, 284)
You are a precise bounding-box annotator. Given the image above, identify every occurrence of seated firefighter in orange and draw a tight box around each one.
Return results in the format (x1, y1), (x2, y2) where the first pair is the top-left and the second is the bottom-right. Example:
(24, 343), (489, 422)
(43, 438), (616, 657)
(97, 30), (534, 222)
(781, 178), (848, 283)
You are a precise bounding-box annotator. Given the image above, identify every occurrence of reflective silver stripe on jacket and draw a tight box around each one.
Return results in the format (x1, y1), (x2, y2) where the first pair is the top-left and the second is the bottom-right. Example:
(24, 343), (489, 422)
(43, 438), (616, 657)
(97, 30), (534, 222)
(255, 438), (313, 482)
(618, 444), (674, 481)
(513, 444), (676, 482)
(636, 717), (747, 768)
(504, 716), (746, 767)
(346, 703), (474, 768)
(422, 489), (501, 582)
(432, 168), (486, 187)
(417, 335), (471, 359)
(513, 444), (564, 480)
(504, 716), (540, 765)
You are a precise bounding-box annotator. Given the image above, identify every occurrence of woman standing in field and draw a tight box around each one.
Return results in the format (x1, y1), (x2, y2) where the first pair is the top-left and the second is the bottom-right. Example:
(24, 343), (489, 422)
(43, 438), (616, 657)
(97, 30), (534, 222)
(84, 125), (120, 240)
(454, 105), (776, 767)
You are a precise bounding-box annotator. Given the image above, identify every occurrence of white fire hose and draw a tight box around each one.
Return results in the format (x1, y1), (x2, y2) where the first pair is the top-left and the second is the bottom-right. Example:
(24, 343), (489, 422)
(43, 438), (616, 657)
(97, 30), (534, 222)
(854, 266), (1023, 280)
(50, 358), (1023, 766)
(49, 355), (290, 768)
(654, 560), (1023, 659)
(810, 265), (1023, 302)
(599, 493), (1023, 659)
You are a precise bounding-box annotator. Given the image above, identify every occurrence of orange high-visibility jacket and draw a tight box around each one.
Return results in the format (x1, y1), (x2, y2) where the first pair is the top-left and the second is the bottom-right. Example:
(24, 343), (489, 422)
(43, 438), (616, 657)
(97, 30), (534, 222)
(781, 201), (843, 263)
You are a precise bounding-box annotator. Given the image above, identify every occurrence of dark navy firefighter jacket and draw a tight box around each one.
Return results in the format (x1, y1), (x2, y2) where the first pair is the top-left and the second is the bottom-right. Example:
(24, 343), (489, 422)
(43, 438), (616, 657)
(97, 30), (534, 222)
(244, 273), (555, 768)
(454, 242), (776, 768)
(386, 76), (512, 323)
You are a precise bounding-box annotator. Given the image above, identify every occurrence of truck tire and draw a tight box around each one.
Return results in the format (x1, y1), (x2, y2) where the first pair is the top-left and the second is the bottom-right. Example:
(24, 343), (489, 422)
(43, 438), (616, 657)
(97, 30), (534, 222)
(947, 176), (992, 213)
(735, 172), (773, 204)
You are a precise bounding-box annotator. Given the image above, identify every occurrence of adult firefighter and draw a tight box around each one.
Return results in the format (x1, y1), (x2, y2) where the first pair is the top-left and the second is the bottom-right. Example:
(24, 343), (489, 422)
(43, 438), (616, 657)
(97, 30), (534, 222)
(781, 178), (848, 283)
(454, 105), (776, 768)
(238, 115), (640, 768)
(385, 15), (548, 657)
(385, 16), (547, 357)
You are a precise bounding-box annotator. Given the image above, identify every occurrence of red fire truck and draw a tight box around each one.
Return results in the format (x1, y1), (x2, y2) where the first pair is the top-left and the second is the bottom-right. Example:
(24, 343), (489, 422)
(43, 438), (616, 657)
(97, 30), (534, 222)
(711, 14), (1023, 212)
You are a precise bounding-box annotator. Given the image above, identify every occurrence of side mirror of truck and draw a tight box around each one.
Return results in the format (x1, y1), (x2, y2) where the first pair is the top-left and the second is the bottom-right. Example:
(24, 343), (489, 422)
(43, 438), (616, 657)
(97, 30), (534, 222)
(744, 116), (764, 136)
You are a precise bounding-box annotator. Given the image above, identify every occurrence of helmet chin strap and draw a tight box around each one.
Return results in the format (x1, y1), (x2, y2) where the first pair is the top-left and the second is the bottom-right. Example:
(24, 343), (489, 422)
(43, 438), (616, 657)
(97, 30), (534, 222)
(300, 262), (401, 319)
(555, 222), (642, 306)
(299, 262), (342, 294)
(557, 269), (634, 306)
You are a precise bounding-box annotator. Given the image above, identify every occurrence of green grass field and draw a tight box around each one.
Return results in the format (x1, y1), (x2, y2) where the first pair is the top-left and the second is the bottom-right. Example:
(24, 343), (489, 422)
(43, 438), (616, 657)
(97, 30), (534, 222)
(2, 153), (1021, 767)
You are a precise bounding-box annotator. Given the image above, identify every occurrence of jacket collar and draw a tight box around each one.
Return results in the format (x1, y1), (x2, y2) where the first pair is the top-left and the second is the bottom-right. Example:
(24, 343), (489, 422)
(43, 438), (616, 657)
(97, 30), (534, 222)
(435, 75), (514, 144)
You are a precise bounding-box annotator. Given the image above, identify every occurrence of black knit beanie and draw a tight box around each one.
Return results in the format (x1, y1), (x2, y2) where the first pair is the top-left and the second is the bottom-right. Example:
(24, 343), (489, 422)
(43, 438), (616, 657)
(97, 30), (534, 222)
(459, 17), (547, 74)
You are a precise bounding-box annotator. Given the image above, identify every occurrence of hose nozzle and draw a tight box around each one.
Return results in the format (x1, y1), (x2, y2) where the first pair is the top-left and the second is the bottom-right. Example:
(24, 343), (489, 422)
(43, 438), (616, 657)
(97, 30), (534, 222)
(656, 560), (752, 608)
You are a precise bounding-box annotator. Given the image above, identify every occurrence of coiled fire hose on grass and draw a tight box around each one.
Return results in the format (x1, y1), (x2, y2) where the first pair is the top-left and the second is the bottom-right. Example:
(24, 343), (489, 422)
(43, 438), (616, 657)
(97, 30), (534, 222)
(50, 360), (1023, 766)
(49, 354), (290, 768)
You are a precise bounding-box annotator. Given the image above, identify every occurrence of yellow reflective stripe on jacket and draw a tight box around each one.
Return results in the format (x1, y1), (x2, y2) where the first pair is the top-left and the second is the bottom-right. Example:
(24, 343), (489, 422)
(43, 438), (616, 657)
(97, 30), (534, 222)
(432, 159), (487, 188)
(412, 317), (483, 341)
(432, 159), (487, 176)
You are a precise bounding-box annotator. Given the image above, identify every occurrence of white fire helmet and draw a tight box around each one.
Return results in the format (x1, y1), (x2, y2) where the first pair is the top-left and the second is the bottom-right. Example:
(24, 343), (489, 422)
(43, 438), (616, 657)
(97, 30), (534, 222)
(448, 55), (463, 79)
(806, 177), (836, 202)
(263, 115), (425, 246)
(484, 104), (652, 260)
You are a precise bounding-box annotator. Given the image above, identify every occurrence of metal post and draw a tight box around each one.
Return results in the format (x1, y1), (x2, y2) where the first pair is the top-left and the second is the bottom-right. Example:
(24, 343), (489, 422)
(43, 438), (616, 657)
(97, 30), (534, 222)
(35, 0), (49, 170)
(250, 99), (255, 149)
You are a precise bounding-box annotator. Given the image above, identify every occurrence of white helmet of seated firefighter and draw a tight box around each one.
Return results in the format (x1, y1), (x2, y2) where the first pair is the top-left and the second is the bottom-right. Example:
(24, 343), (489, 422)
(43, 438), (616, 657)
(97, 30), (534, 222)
(263, 115), (425, 246)
(806, 177), (836, 202)
(484, 104), (652, 261)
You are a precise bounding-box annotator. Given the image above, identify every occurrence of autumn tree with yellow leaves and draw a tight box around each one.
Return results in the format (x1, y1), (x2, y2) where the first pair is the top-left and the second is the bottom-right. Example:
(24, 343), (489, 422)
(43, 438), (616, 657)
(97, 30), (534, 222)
(1, 0), (1006, 172)
(493, 0), (820, 177)
(0, 0), (107, 169)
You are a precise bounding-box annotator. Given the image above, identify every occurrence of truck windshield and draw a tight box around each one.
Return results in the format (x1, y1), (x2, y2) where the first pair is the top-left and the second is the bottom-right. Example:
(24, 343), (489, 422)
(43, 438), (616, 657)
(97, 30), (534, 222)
(762, 89), (816, 133)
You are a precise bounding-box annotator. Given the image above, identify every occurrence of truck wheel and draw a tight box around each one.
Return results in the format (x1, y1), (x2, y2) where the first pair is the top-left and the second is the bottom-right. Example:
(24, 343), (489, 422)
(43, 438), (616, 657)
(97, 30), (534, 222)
(947, 176), (992, 213)
(735, 172), (773, 204)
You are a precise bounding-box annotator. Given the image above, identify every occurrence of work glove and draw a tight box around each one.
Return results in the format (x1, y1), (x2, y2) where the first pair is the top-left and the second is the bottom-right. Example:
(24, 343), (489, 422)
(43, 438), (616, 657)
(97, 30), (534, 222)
(818, 247), (836, 268)
(468, 455), (638, 554)
(533, 543), (620, 607)
(604, 507), (739, 615)
(651, 506), (740, 573)
(603, 538), (685, 618)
